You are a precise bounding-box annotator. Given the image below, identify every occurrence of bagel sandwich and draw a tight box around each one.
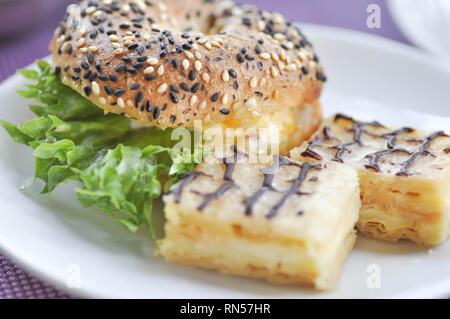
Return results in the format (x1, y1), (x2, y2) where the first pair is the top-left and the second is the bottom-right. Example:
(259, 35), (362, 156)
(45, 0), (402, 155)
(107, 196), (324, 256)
(2, 1), (325, 250)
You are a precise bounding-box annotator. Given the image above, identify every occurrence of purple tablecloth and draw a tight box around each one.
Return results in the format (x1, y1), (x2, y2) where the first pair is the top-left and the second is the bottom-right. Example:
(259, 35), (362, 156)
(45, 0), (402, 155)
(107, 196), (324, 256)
(0, 0), (411, 299)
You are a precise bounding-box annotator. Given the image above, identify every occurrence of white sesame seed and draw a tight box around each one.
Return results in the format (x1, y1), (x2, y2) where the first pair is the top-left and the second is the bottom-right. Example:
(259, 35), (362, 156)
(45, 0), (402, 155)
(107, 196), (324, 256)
(194, 60), (202, 71)
(286, 63), (297, 71)
(76, 38), (85, 47)
(274, 33), (285, 41)
(257, 20), (266, 31)
(182, 59), (190, 70)
(93, 10), (103, 18)
(200, 101), (207, 110)
(111, 42), (120, 49)
(190, 95), (198, 106)
(157, 65), (164, 75)
(88, 46), (98, 52)
(205, 42), (212, 50)
(103, 0), (112, 5)
(148, 58), (159, 65)
(109, 34), (119, 42)
(79, 26), (87, 36)
(222, 70), (229, 82)
(197, 38), (207, 44)
(185, 51), (194, 59)
(250, 77), (257, 88)
(157, 83), (168, 93)
(86, 6), (96, 15)
(271, 52), (279, 61)
(194, 51), (202, 59)
(113, 48), (123, 55)
(99, 97), (107, 104)
(222, 93), (229, 104)
(127, 100), (133, 108)
(259, 53), (271, 60)
(118, 98), (125, 108)
(260, 77), (267, 86)
(270, 66), (279, 77)
(92, 81), (100, 95)
(202, 73), (210, 82)
(80, 48), (88, 53)
(143, 67), (154, 74)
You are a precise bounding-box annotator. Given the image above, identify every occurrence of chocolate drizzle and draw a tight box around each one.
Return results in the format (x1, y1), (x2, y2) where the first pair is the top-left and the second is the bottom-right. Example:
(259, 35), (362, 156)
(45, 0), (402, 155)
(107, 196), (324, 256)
(266, 162), (320, 219)
(172, 171), (207, 203)
(396, 131), (448, 176)
(192, 183), (239, 211)
(302, 113), (449, 176)
(243, 155), (319, 218)
(190, 146), (245, 211)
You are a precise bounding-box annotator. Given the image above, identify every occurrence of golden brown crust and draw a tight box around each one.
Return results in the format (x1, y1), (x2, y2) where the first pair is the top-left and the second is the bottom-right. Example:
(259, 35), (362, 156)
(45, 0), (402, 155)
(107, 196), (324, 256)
(49, 0), (325, 128)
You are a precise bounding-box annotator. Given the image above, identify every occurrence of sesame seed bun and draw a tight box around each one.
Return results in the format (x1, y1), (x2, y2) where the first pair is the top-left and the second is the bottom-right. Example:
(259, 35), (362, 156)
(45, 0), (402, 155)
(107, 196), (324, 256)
(50, 0), (326, 129)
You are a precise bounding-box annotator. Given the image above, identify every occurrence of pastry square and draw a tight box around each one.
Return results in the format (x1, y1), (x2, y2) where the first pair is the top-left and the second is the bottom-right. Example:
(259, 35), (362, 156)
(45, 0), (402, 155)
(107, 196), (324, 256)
(159, 148), (360, 290)
(291, 114), (450, 246)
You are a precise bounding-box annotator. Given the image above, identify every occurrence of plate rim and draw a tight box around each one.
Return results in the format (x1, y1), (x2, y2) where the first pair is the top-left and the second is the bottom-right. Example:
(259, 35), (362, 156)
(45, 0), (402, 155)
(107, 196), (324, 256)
(0, 23), (449, 299)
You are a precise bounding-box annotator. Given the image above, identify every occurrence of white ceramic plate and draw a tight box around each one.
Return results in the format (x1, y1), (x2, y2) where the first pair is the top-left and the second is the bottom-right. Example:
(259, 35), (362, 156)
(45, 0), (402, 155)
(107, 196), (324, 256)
(388, 0), (450, 60)
(0, 24), (450, 299)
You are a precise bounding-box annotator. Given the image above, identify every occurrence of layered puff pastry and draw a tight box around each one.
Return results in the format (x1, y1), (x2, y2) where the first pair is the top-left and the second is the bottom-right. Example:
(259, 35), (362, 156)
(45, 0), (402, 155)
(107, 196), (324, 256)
(291, 114), (450, 247)
(159, 147), (360, 290)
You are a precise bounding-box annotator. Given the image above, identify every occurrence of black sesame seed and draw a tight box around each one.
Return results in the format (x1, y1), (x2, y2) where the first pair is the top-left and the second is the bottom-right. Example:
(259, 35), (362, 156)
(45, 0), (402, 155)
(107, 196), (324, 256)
(245, 54), (255, 61)
(131, 83), (141, 90)
(83, 70), (92, 79)
(84, 86), (91, 96)
(127, 67), (138, 74)
(145, 75), (157, 81)
(119, 23), (130, 29)
(170, 85), (179, 93)
(137, 56), (148, 62)
(171, 58), (179, 68)
(180, 82), (190, 92)
(122, 56), (132, 63)
(316, 71), (327, 82)
(109, 74), (118, 82)
(95, 63), (102, 72)
(114, 89), (126, 97)
(136, 91), (144, 104)
(88, 72), (97, 82)
(98, 75), (108, 81)
(133, 62), (145, 69)
(104, 86), (113, 95)
(73, 67), (81, 73)
(211, 93), (219, 102)
(188, 70), (196, 81)
(255, 45), (262, 54)
(236, 53), (245, 63)
(242, 17), (252, 27)
(191, 82), (199, 93)
(128, 43), (138, 50)
(81, 61), (89, 70)
(170, 93), (179, 104)
(145, 101), (152, 112)
(170, 115), (176, 124)
(66, 45), (73, 54)
(301, 66), (309, 75)
(116, 64), (126, 72)
(228, 68), (237, 78)
(54, 66), (61, 75)
(220, 109), (230, 115)
(233, 81), (239, 90)
(153, 107), (160, 119)
(72, 74), (80, 81)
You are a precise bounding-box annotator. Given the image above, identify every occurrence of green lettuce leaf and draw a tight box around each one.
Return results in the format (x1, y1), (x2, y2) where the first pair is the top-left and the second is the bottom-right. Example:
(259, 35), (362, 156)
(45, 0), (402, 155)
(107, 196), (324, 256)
(1, 60), (202, 237)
